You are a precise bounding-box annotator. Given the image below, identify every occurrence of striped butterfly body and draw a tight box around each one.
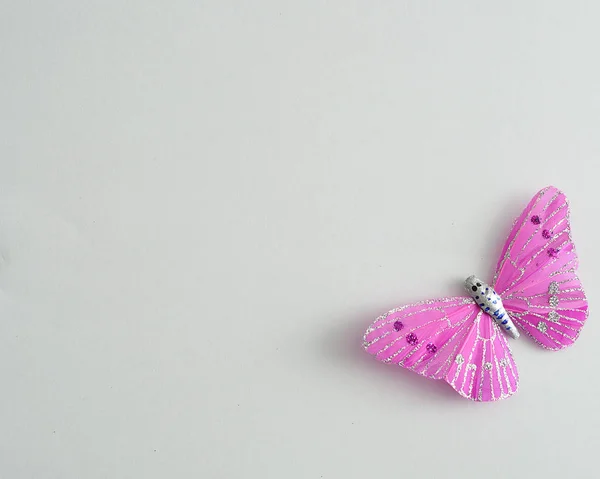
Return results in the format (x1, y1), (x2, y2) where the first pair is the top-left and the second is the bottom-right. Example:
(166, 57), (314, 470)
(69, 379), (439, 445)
(363, 186), (588, 401)
(464, 275), (519, 339)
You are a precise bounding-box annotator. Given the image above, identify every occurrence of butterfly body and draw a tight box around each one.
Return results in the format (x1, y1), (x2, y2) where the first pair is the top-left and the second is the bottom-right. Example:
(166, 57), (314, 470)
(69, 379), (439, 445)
(364, 186), (588, 401)
(464, 275), (520, 339)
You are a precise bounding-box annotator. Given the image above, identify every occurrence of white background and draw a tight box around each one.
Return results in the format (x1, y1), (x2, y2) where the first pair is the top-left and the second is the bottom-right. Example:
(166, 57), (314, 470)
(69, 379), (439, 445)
(1, 2), (599, 478)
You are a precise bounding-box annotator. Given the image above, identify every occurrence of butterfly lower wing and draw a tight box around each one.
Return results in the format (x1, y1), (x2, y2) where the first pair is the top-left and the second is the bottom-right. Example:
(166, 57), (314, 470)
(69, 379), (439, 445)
(445, 312), (519, 401)
(363, 297), (481, 380)
(503, 272), (588, 350)
(493, 185), (588, 349)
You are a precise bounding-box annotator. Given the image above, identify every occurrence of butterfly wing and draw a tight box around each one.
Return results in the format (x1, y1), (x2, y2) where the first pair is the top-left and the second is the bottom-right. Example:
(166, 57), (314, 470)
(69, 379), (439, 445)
(493, 186), (588, 350)
(363, 297), (481, 380)
(445, 312), (519, 401)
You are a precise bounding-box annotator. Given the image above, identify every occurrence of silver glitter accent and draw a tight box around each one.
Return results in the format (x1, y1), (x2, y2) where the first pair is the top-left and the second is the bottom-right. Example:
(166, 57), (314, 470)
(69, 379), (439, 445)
(549, 295), (559, 308)
(455, 354), (464, 365)
(484, 362), (492, 371)
(499, 358), (508, 368)
(548, 311), (560, 323)
(467, 364), (477, 371)
(537, 321), (548, 333)
(548, 281), (560, 295)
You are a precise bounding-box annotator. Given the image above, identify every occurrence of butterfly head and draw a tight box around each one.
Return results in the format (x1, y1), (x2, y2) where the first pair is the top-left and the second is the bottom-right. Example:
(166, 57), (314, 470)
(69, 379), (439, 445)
(464, 275), (489, 298)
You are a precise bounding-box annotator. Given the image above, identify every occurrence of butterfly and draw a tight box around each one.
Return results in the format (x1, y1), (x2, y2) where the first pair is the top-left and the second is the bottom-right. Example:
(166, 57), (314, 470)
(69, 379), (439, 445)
(363, 186), (588, 401)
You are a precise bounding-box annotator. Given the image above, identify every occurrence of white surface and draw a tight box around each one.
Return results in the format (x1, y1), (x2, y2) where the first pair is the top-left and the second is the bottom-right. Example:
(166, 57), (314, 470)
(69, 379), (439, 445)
(1, 2), (599, 478)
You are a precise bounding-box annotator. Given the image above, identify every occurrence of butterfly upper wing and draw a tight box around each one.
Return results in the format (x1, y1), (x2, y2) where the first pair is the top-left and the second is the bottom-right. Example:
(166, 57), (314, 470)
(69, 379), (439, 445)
(494, 186), (574, 293)
(364, 297), (481, 380)
(493, 186), (588, 350)
(445, 312), (519, 401)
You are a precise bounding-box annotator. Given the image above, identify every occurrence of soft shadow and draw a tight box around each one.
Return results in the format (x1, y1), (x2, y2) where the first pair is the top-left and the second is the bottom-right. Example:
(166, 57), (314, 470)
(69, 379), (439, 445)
(481, 193), (529, 281)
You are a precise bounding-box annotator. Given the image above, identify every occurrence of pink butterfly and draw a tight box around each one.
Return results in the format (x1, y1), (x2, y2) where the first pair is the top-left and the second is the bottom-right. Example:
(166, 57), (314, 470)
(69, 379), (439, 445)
(363, 186), (588, 401)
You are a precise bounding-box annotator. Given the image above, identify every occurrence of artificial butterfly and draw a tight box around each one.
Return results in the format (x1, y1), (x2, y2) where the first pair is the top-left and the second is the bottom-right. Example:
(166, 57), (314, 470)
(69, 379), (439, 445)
(363, 186), (588, 401)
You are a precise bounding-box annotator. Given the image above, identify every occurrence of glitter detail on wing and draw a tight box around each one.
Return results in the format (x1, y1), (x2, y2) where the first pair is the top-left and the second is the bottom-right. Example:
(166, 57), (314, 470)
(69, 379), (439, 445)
(363, 297), (480, 381)
(445, 312), (519, 402)
(492, 186), (588, 350)
(502, 276), (587, 350)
